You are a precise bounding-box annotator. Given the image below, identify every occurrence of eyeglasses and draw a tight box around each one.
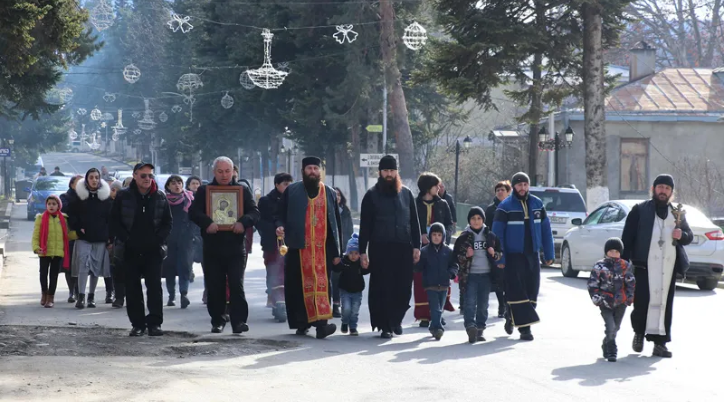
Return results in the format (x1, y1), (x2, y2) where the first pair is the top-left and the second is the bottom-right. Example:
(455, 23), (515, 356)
(139, 173), (155, 179)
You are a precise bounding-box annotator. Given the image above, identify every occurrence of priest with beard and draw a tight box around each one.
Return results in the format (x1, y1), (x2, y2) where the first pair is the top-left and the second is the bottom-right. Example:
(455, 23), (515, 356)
(359, 155), (422, 339)
(621, 174), (693, 358)
(275, 157), (343, 339)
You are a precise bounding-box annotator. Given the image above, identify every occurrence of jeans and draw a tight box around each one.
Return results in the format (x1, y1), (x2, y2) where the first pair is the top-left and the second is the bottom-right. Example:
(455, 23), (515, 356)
(340, 290), (362, 328)
(601, 305), (627, 342)
(464, 273), (491, 329)
(426, 289), (448, 331)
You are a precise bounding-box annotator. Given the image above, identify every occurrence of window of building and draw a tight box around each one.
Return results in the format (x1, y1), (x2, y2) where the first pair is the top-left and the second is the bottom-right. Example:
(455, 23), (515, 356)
(620, 139), (649, 192)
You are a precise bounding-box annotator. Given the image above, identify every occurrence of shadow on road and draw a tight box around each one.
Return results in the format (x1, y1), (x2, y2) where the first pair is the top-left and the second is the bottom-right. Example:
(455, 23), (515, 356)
(551, 354), (663, 386)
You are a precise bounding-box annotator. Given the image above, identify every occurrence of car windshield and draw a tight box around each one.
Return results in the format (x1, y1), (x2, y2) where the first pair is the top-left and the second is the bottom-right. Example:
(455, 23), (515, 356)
(530, 191), (587, 213)
(34, 179), (66, 191)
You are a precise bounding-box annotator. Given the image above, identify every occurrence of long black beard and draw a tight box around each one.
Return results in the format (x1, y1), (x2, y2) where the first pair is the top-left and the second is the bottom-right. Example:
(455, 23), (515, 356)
(303, 174), (320, 194)
(377, 176), (400, 194)
(514, 190), (528, 200)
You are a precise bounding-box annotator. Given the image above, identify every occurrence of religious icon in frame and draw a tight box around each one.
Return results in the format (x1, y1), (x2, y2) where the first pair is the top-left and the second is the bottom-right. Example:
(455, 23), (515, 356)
(205, 186), (244, 231)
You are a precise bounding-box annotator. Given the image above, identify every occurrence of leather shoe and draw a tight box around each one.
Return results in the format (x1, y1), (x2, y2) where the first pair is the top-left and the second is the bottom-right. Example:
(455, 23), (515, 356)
(211, 323), (226, 334)
(129, 327), (145, 337)
(393, 325), (403, 335)
(315, 324), (337, 339)
(148, 326), (163, 336)
(380, 331), (393, 339)
(232, 323), (250, 334)
(295, 328), (310, 336)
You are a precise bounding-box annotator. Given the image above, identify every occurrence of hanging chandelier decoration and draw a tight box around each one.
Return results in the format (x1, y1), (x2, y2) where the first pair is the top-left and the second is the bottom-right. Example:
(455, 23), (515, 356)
(245, 29), (289, 89)
(137, 99), (156, 131)
(112, 109), (126, 135)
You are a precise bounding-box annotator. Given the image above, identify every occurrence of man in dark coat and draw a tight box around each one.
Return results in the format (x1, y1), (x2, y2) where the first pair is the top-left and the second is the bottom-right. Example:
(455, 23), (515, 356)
(359, 155), (421, 339)
(622, 174), (693, 358)
(275, 157), (342, 339)
(110, 163), (173, 337)
(190, 157), (260, 334)
(258, 172), (293, 322)
(485, 180), (511, 317)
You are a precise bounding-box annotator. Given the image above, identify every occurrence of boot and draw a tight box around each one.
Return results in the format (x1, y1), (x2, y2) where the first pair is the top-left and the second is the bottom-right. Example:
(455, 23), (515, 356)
(476, 329), (486, 342)
(466, 326), (478, 344)
(519, 327), (534, 341)
(433, 329), (444, 341)
(67, 291), (76, 303)
(180, 292), (190, 309)
(315, 323), (337, 339)
(332, 303), (341, 318)
(606, 340), (618, 362)
(341, 324), (349, 334)
(75, 294), (86, 309)
(653, 344), (673, 358)
(105, 290), (114, 304)
(112, 284), (125, 308)
(87, 293), (96, 308)
(44, 294), (55, 308)
(167, 295), (176, 307)
(41, 292), (47, 306)
(632, 333), (644, 353)
(504, 317), (514, 335)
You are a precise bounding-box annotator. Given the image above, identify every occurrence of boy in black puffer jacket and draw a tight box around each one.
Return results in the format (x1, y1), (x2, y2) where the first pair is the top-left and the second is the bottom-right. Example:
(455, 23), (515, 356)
(414, 223), (458, 340)
(332, 234), (369, 336)
(588, 237), (636, 362)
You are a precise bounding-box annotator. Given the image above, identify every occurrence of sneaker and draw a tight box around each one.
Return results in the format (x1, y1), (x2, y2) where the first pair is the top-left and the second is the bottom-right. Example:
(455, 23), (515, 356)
(433, 329), (444, 341)
(632, 333), (644, 353)
(332, 304), (341, 318)
(316, 324), (337, 339)
(295, 328), (310, 336)
(341, 324), (349, 334)
(466, 326), (478, 344)
(350, 328), (359, 336)
(105, 291), (114, 304)
(129, 327), (145, 337)
(419, 320), (430, 328)
(504, 318), (514, 335)
(653, 344), (673, 358)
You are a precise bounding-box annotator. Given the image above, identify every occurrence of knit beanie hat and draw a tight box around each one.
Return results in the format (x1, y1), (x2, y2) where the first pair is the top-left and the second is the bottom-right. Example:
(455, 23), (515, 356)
(653, 174), (675, 189)
(346, 233), (360, 254)
(604, 237), (624, 256)
(511, 172), (530, 186)
(467, 206), (485, 223)
(378, 155), (398, 171)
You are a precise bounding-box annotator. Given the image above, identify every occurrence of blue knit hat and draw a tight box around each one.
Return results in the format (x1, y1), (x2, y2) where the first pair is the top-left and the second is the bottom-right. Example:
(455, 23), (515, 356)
(346, 233), (360, 254)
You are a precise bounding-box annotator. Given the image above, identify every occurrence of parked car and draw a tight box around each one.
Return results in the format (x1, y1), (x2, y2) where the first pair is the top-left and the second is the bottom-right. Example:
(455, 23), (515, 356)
(560, 200), (724, 290)
(529, 186), (588, 261)
(26, 176), (69, 220)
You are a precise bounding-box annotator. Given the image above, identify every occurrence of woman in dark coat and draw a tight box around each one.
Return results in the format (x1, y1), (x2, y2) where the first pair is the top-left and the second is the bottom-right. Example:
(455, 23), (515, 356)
(163, 175), (195, 309)
(331, 187), (355, 317)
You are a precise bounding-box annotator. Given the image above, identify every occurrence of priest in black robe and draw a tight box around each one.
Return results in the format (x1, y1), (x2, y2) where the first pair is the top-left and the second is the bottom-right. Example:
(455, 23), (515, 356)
(275, 157), (342, 339)
(622, 174), (693, 358)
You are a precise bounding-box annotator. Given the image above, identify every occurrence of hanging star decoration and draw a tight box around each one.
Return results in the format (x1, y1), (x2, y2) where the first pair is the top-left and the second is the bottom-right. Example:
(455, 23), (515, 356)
(333, 25), (358, 44)
(168, 13), (194, 34)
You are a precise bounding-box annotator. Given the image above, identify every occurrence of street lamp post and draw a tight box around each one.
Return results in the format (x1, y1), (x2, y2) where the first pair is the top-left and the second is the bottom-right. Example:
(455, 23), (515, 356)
(454, 136), (473, 209)
(538, 126), (575, 186)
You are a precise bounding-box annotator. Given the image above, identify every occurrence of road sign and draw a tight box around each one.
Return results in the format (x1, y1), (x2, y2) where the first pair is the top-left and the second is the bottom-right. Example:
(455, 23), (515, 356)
(360, 153), (398, 168)
(366, 125), (383, 132)
(0, 148), (11, 158)
(179, 166), (193, 175)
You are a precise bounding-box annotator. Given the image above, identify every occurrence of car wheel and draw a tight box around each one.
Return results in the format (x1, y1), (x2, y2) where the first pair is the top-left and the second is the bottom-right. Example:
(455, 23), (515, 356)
(560, 244), (579, 278)
(696, 277), (719, 291)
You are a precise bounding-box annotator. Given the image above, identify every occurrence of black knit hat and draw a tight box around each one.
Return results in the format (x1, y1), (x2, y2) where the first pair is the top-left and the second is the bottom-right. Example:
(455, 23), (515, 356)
(379, 155), (398, 171)
(653, 174), (675, 189)
(302, 156), (322, 169)
(512, 172), (530, 186)
(604, 237), (624, 256)
(467, 206), (485, 223)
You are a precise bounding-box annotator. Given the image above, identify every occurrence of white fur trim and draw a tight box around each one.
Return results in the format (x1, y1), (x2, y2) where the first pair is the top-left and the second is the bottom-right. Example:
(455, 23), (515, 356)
(76, 178), (111, 201)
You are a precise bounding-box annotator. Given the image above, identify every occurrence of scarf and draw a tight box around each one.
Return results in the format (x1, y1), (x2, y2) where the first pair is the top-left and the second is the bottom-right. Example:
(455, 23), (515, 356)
(40, 210), (70, 269)
(167, 189), (194, 212)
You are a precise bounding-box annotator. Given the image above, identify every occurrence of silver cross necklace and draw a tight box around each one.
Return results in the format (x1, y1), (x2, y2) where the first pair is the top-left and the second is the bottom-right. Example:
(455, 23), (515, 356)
(656, 216), (666, 248)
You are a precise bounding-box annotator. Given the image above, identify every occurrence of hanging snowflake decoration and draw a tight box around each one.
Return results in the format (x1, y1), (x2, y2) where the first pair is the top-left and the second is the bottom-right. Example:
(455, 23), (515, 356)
(177, 73), (203, 92)
(90, 0), (114, 32)
(90, 107), (102, 121)
(171, 105), (182, 113)
(133, 129), (142, 135)
(112, 109), (126, 135)
(158, 111), (168, 123)
(333, 25), (358, 44)
(239, 70), (256, 90)
(402, 22), (427, 51)
(137, 99), (156, 131)
(123, 63), (141, 84)
(168, 13), (194, 34)
(68, 129), (78, 140)
(77, 108), (87, 116)
(132, 111), (141, 119)
(221, 92), (234, 109)
(245, 29), (289, 89)
(46, 87), (73, 105)
(103, 92), (116, 103)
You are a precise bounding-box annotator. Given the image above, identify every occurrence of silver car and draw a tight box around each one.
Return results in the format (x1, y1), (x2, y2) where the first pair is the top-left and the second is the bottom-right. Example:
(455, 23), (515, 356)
(530, 186), (588, 261)
(560, 200), (724, 290)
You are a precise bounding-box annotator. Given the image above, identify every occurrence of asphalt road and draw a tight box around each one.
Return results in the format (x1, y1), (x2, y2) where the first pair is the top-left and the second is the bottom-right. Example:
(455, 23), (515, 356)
(1, 200), (724, 400)
(39, 152), (129, 176)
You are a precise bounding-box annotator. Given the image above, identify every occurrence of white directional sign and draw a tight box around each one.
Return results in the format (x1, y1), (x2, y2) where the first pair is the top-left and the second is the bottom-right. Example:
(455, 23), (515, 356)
(360, 153), (398, 168)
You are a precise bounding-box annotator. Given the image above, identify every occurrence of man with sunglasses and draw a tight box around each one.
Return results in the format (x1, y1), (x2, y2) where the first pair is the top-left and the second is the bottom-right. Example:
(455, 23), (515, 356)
(110, 162), (173, 337)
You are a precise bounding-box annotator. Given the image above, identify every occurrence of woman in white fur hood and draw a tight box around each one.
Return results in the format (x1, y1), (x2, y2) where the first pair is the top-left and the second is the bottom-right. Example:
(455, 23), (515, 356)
(67, 168), (113, 309)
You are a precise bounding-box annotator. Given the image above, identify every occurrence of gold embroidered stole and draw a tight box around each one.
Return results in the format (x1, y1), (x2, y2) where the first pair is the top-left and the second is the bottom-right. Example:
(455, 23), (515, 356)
(299, 184), (332, 322)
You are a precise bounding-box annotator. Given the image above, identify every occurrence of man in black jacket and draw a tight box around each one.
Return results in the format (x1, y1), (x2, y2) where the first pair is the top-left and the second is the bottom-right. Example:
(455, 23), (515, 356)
(190, 156), (260, 334)
(258, 172), (293, 322)
(485, 180), (511, 317)
(110, 163), (173, 337)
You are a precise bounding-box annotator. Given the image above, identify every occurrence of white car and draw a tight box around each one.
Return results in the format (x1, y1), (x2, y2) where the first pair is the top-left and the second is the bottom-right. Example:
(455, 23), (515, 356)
(530, 186), (588, 260)
(560, 200), (724, 290)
